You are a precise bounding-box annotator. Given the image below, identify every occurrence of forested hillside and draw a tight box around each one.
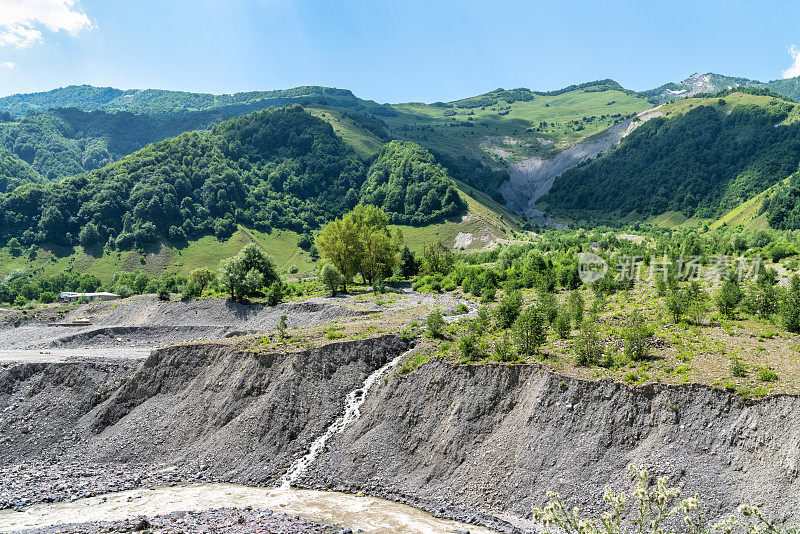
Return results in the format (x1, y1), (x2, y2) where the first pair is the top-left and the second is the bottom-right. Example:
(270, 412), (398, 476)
(542, 95), (800, 220)
(361, 141), (465, 225)
(0, 147), (41, 194)
(0, 85), (397, 116)
(0, 106), (465, 251)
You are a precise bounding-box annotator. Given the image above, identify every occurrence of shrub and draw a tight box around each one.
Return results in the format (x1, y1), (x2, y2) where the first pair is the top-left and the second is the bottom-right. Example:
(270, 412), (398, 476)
(180, 282), (199, 301)
(622, 311), (652, 361)
(538, 291), (558, 324)
(513, 306), (546, 355)
(473, 307), (491, 333)
(320, 263), (344, 296)
(716, 279), (743, 319)
(496, 291), (523, 329)
(553, 309), (571, 339)
(492, 332), (514, 362)
(687, 290), (711, 325)
(266, 281), (284, 306)
(457, 332), (480, 361)
(664, 287), (688, 323)
(532, 464), (798, 534)
(157, 286), (171, 301)
(568, 290), (584, 324)
(39, 291), (56, 304)
(114, 285), (134, 299)
(781, 275), (800, 332)
(731, 358), (747, 377)
(574, 320), (603, 366)
(454, 303), (468, 315)
(426, 309), (446, 338)
(480, 286), (496, 303)
(277, 314), (288, 338)
(758, 366), (779, 382)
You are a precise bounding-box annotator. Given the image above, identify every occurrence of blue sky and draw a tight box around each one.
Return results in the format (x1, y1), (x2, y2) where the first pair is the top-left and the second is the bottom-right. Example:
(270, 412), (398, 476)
(1, 0), (800, 103)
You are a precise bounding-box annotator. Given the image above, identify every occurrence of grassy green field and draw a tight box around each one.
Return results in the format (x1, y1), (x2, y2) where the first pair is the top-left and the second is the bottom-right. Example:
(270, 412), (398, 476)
(0, 184), (523, 283)
(660, 91), (800, 123)
(0, 227), (315, 284)
(304, 105), (385, 159)
(382, 88), (651, 162)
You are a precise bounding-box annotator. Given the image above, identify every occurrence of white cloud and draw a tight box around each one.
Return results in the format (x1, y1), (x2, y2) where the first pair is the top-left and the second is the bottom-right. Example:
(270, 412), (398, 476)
(0, 0), (92, 49)
(0, 61), (15, 69)
(783, 45), (800, 79)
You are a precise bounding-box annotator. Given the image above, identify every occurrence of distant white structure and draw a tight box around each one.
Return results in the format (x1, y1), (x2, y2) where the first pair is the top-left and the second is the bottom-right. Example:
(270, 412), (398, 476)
(59, 292), (119, 303)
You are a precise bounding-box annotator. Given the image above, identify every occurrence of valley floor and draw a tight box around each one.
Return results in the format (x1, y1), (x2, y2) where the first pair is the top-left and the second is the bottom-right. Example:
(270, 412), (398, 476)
(0, 290), (799, 533)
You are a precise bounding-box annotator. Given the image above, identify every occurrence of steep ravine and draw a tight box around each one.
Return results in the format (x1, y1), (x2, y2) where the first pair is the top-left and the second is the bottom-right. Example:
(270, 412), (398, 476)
(499, 106), (663, 221)
(298, 359), (800, 531)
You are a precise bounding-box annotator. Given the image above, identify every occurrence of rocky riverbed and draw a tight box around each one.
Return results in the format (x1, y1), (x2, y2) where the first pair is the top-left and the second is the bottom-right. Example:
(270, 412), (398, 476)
(14, 507), (342, 534)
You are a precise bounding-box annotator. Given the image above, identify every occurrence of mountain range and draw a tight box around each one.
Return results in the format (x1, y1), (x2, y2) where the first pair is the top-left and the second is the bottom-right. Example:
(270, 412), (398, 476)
(2, 71), (800, 279)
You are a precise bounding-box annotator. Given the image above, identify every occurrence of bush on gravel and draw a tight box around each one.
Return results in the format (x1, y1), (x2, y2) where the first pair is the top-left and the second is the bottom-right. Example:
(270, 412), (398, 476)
(533, 464), (799, 534)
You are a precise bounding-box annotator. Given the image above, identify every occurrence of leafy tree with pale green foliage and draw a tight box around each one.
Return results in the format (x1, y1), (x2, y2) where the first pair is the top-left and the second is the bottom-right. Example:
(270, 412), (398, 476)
(218, 244), (278, 301)
(513, 306), (546, 355)
(316, 213), (362, 294)
(421, 242), (454, 276)
(716, 278), (744, 319)
(187, 268), (216, 295)
(350, 204), (402, 285)
(781, 275), (800, 333)
(320, 263), (344, 296)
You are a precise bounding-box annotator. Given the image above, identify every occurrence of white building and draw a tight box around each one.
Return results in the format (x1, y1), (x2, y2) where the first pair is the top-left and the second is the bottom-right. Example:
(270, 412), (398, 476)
(59, 292), (119, 303)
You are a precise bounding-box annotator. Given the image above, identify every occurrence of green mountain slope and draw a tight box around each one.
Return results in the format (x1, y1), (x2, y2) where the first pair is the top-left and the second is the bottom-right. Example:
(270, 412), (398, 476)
(0, 147), (41, 194)
(766, 77), (800, 102)
(0, 106), (469, 251)
(361, 140), (465, 225)
(541, 92), (800, 221)
(0, 85), (397, 116)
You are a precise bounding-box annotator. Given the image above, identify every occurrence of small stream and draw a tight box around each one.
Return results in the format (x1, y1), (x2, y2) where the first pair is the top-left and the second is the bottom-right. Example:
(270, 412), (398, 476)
(0, 483), (497, 533)
(279, 348), (413, 488)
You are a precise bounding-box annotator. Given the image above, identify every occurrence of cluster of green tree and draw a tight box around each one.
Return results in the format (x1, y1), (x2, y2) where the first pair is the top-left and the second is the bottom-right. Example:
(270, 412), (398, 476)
(543, 103), (800, 219)
(692, 86), (792, 101)
(0, 147), (41, 194)
(766, 76), (800, 102)
(764, 171), (800, 229)
(360, 141), (466, 225)
(0, 106), (369, 248)
(218, 243), (284, 302)
(450, 80), (639, 109)
(0, 268), (101, 306)
(0, 103), (386, 184)
(0, 263), (232, 306)
(316, 205), (403, 293)
(0, 84), (397, 117)
(432, 151), (507, 203)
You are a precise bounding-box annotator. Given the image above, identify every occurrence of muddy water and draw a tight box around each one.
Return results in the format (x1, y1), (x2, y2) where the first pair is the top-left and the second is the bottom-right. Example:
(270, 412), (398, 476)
(0, 483), (497, 533)
(280, 348), (413, 488)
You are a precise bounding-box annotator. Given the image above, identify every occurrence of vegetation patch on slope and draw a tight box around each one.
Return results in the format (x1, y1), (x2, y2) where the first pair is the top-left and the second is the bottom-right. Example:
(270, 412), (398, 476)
(542, 93), (800, 220)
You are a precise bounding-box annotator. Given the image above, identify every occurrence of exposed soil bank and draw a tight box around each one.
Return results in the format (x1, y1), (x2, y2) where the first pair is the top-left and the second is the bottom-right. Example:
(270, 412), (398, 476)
(0, 336), (408, 488)
(299, 360), (800, 531)
(2, 338), (799, 533)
